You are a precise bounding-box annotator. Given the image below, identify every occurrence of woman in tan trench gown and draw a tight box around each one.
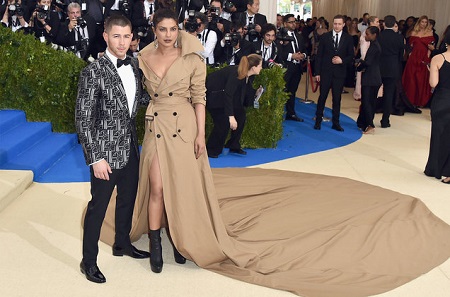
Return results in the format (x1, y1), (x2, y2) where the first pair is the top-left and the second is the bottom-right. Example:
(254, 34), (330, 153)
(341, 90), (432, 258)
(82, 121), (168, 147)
(98, 9), (450, 297)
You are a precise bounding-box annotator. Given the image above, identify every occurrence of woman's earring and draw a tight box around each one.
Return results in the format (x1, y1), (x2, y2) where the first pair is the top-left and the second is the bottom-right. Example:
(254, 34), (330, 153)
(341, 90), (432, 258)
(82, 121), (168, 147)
(174, 39), (179, 48)
(154, 39), (159, 49)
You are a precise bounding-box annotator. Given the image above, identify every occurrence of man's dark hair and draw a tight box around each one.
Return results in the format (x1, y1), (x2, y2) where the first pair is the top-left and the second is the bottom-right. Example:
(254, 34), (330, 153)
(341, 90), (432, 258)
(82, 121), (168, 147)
(367, 26), (379, 36)
(260, 23), (276, 37)
(247, 0), (255, 5)
(104, 14), (132, 33)
(210, 0), (222, 8)
(363, 12), (369, 18)
(195, 12), (208, 25)
(131, 31), (140, 41)
(231, 21), (244, 32)
(152, 8), (178, 27)
(283, 14), (295, 23)
(333, 15), (346, 22)
(384, 15), (396, 28)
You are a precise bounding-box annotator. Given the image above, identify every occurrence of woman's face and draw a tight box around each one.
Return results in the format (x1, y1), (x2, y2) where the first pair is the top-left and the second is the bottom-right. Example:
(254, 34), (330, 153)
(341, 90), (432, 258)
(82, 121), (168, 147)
(153, 18), (179, 48)
(393, 23), (399, 33)
(419, 18), (428, 29)
(365, 30), (376, 42)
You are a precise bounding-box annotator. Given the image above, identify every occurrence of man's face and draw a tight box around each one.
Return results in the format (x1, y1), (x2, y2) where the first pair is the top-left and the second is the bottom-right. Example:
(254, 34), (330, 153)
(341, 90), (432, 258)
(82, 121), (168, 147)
(333, 18), (345, 33)
(363, 14), (369, 22)
(247, 0), (259, 15)
(38, 0), (51, 6)
(129, 39), (139, 52)
(263, 30), (275, 45)
(284, 17), (296, 31)
(196, 19), (204, 33)
(68, 7), (81, 20)
(103, 25), (133, 59)
(235, 27), (244, 38)
(276, 15), (283, 27)
(210, 1), (222, 14)
(370, 18), (380, 28)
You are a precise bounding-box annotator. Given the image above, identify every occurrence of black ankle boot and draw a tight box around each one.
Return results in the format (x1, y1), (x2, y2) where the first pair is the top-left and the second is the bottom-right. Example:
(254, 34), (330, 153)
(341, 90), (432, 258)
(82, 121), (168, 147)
(165, 227), (186, 264)
(149, 229), (163, 273)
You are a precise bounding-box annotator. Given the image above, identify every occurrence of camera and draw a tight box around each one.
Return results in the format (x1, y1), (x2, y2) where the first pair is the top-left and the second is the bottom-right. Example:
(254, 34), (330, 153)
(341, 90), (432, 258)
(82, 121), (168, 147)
(136, 25), (150, 37)
(223, 1), (234, 13)
(77, 17), (87, 28)
(36, 5), (50, 20)
(276, 27), (295, 42)
(224, 32), (240, 47)
(245, 23), (259, 40)
(184, 10), (199, 33)
(119, 0), (130, 15)
(207, 6), (221, 30)
(8, 3), (25, 16)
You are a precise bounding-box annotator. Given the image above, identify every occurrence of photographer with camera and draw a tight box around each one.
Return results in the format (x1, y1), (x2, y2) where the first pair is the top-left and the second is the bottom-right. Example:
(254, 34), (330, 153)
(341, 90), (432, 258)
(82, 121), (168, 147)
(104, 0), (133, 20)
(56, 2), (100, 60)
(208, 0), (231, 64)
(28, 0), (60, 43)
(279, 14), (307, 122)
(216, 21), (252, 65)
(1, 0), (28, 32)
(131, 0), (158, 48)
(252, 23), (281, 68)
(185, 11), (217, 65)
(231, 0), (266, 42)
(176, 0), (208, 23)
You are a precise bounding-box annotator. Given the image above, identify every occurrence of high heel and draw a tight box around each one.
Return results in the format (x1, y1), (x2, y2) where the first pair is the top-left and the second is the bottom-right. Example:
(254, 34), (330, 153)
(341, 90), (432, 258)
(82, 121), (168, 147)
(149, 229), (163, 273)
(165, 227), (186, 264)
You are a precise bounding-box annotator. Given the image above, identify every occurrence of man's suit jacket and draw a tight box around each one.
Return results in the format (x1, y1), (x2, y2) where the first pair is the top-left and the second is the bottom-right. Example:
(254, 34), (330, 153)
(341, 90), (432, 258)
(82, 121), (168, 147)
(231, 12), (267, 27)
(279, 31), (306, 69)
(252, 40), (280, 67)
(131, 0), (159, 28)
(104, 0), (135, 18)
(378, 29), (404, 79)
(315, 31), (354, 78)
(360, 40), (382, 87)
(75, 55), (150, 169)
(216, 38), (252, 65)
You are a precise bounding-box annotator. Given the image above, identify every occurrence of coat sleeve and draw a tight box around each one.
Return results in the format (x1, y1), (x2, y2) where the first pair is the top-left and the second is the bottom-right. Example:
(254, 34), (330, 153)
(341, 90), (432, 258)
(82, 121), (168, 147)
(75, 65), (104, 165)
(190, 54), (207, 106)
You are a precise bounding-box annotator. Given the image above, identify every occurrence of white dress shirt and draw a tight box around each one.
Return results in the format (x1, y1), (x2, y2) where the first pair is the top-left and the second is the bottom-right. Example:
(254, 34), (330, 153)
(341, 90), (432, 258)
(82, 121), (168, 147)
(198, 29), (217, 65)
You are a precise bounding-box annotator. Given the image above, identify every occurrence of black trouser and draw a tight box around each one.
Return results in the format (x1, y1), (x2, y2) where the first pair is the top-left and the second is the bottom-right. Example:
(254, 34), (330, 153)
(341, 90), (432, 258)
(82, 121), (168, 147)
(284, 63), (302, 117)
(207, 107), (246, 155)
(381, 77), (396, 125)
(315, 74), (345, 125)
(357, 85), (380, 130)
(82, 144), (139, 266)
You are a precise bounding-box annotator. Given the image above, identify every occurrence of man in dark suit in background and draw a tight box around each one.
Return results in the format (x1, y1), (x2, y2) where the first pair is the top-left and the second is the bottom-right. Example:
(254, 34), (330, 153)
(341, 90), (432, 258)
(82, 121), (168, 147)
(76, 14), (150, 284)
(378, 15), (404, 128)
(216, 21), (252, 65)
(314, 14), (354, 131)
(252, 23), (280, 68)
(280, 14), (307, 122)
(231, 0), (266, 41)
(176, 0), (209, 23)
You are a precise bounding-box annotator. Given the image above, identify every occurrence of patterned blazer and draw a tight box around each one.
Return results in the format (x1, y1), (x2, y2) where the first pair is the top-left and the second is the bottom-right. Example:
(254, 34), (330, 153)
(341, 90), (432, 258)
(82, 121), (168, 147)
(75, 55), (150, 169)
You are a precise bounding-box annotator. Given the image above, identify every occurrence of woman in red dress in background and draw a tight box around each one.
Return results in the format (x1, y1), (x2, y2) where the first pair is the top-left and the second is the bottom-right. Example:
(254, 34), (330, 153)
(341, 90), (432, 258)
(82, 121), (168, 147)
(402, 15), (435, 107)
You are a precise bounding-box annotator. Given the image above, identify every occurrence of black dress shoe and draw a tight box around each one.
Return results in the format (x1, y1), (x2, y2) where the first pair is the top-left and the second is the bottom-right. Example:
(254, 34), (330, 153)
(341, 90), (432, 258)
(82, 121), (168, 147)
(229, 148), (247, 155)
(332, 124), (344, 132)
(313, 121), (321, 130)
(207, 152), (219, 158)
(380, 122), (391, 128)
(285, 114), (304, 122)
(112, 244), (150, 259)
(80, 262), (106, 283)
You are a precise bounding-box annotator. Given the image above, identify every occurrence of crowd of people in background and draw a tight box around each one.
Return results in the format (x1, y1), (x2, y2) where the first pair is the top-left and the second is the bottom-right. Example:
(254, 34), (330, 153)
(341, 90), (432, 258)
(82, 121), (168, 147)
(2, 0), (450, 152)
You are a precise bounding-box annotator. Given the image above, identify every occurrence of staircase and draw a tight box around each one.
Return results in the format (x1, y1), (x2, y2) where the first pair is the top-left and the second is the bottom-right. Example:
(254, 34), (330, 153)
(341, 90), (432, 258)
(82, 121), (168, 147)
(0, 109), (89, 183)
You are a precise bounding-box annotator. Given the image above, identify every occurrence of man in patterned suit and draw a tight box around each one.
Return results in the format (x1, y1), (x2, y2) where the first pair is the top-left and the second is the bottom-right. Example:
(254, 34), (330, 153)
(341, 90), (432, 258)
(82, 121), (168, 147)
(75, 14), (150, 284)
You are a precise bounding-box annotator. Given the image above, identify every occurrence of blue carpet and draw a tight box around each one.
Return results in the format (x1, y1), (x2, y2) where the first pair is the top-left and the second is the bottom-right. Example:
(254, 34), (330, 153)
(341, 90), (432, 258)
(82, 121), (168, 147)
(0, 102), (361, 183)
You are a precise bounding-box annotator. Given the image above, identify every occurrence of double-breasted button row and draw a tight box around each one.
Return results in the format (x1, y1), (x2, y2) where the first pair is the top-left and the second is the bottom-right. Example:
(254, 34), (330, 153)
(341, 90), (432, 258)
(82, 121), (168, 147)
(153, 92), (173, 97)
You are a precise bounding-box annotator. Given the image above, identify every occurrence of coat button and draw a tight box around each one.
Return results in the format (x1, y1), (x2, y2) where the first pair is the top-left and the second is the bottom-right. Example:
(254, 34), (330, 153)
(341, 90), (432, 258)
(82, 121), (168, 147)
(178, 129), (181, 132)
(157, 134), (161, 138)
(169, 92), (173, 96)
(173, 112), (177, 116)
(154, 93), (158, 97)
(154, 112), (158, 116)
(149, 129), (152, 132)
(173, 134), (177, 137)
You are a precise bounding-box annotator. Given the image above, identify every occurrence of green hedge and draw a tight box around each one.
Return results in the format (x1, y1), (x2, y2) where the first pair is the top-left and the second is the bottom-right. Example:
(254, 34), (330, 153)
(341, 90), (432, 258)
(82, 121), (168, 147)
(0, 26), (86, 132)
(0, 26), (288, 148)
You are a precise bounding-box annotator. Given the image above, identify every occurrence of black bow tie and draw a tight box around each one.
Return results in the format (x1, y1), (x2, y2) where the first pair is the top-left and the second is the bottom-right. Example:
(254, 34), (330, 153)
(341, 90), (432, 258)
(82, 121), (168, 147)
(117, 57), (131, 68)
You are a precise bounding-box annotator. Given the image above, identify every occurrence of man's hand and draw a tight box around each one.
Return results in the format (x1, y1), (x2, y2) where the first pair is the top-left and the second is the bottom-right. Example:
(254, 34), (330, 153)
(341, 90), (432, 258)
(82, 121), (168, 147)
(229, 116), (237, 130)
(315, 75), (320, 83)
(292, 52), (304, 61)
(332, 56), (343, 64)
(255, 24), (261, 33)
(68, 18), (77, 30)
(92, 159), (112, 181)
(217, 22), (224, 32)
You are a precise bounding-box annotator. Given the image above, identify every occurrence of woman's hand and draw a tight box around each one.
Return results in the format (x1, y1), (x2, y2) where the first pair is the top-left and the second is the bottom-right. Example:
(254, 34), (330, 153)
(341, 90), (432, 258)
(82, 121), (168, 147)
(194, 134), (206, 159)
(229, 116), (237, 130)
